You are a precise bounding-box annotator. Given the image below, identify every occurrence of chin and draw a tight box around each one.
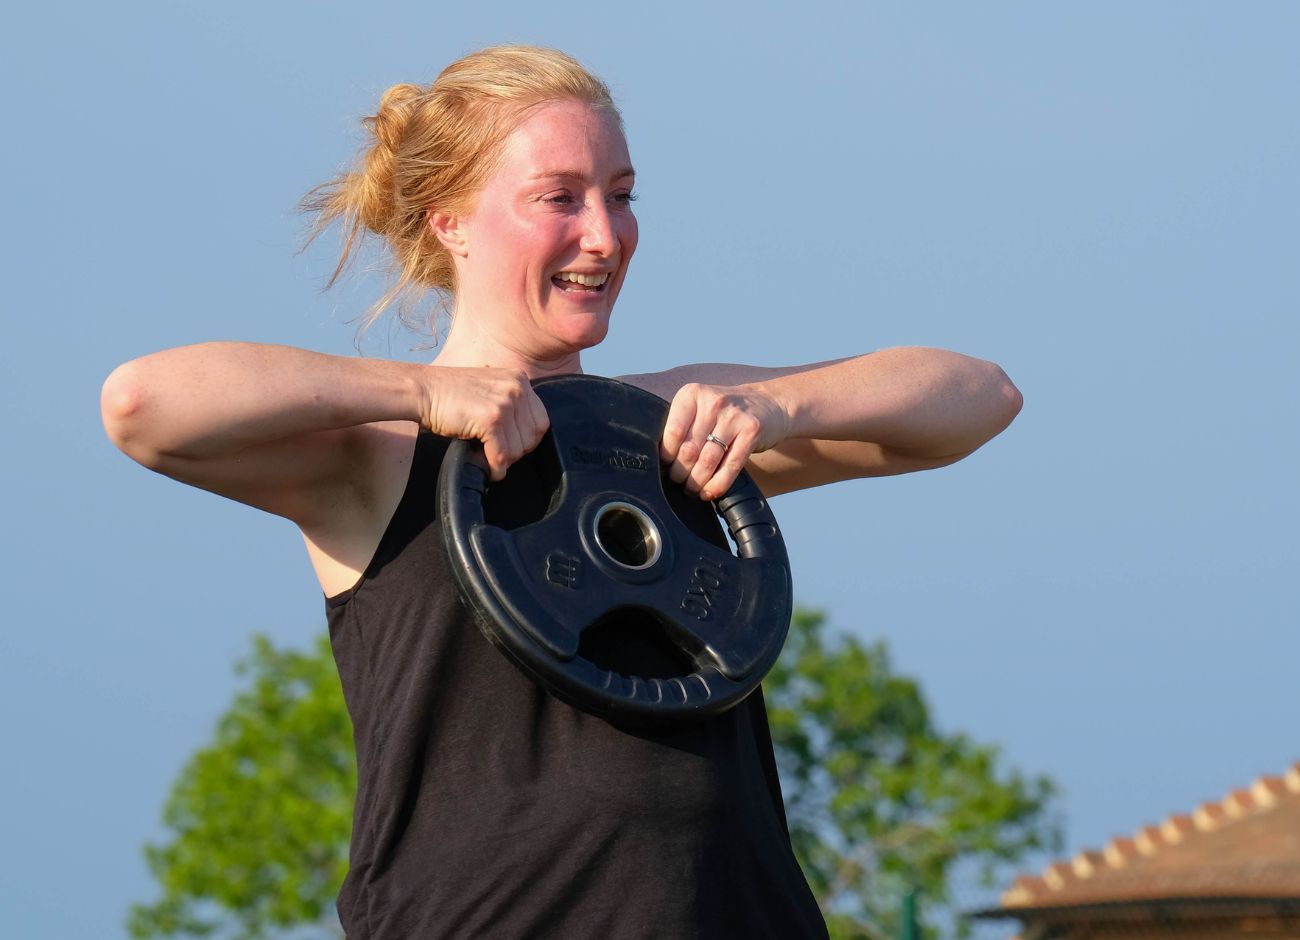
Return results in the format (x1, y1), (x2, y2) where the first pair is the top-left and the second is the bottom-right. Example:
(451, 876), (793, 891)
(546, 311), (613, 351)
(569, 323), (611, 352)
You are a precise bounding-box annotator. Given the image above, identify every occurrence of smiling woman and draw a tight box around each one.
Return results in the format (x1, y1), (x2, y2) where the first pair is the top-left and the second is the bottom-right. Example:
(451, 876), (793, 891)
(426, 98), (638, 358)
(302, 47), (632, 334)
(100, 43), (1021, 940)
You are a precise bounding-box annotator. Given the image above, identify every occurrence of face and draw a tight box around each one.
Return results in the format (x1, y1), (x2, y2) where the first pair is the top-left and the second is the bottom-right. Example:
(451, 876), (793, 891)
(447, 99), (638, 357)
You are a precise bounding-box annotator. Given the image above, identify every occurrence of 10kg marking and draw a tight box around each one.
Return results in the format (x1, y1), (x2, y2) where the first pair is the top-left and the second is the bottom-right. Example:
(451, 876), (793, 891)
(681, 558), (727, 620)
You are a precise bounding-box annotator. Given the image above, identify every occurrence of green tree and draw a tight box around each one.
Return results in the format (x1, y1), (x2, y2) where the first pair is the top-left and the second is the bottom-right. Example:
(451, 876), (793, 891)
(130, 612), (1058, 938)
(128, 635), (354, 940)
(765, 610), (1060, 939)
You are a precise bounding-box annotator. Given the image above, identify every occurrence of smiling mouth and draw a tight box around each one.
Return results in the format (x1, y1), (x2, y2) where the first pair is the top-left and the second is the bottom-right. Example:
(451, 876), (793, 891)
(552, 271), (610, 292)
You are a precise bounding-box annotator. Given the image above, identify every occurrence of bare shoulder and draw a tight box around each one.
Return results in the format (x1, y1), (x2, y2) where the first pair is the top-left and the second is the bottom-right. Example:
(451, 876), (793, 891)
(617, 359), (844, 400)
(614, 367), (685, 401)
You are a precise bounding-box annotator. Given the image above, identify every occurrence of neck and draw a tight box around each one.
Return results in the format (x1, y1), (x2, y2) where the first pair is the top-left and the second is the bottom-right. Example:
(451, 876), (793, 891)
(432, 310), (584, 378)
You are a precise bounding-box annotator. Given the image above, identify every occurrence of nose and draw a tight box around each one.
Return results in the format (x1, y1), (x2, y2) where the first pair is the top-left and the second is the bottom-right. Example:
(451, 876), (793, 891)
(579, 202), (617, 257)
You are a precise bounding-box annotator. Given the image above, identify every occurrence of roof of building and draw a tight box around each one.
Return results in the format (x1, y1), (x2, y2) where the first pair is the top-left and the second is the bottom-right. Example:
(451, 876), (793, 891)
(997, 763), (1300, 911)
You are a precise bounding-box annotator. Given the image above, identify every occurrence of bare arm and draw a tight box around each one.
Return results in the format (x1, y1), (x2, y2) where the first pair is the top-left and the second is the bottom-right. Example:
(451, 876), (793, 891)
(101, 342), (547, 527)
(621, 346), (1022, 498)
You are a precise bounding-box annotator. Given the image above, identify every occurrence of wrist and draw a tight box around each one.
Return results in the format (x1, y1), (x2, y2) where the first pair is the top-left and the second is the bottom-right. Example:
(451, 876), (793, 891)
(404, 362), (439, 427)
(747, 379), (799, 446)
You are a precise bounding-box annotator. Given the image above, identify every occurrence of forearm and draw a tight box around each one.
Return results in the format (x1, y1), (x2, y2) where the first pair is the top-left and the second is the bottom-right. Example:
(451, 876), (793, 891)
(753, 347), (1022, 458)
(101, 342), (424, 463)
(641, 346), (1022, 460)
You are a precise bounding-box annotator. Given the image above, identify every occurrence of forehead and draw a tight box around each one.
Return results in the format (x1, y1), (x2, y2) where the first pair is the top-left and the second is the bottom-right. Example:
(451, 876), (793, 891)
(493, 99), (632, 182)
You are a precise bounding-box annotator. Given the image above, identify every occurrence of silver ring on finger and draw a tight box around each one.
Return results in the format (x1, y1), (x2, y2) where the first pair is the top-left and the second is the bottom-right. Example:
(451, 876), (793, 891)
(704, 432), (731, 454)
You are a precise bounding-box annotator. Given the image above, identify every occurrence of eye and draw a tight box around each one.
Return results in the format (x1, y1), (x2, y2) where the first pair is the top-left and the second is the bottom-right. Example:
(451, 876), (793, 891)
(545, 192), (576, 206)
(612, 190), (639, 206)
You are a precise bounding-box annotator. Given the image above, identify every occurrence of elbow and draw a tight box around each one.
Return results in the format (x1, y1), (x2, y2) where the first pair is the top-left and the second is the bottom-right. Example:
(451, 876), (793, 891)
(955, 363), (1023, 458)
(966, 365), (1022, 455)
(997, 367), (1024, 428)
(100, 363), (138, 447)
(101, 363), (163, 468)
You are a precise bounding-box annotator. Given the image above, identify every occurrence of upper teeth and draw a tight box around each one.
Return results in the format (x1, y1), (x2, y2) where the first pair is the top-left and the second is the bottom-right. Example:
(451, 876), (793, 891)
(556, 271), (609, 287)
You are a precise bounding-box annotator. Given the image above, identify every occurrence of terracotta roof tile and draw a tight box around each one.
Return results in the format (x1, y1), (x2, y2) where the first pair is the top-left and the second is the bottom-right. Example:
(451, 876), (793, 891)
(1161, 814), (1195, 844)
(1044, 862), (1076, 891)
(1073, 850), (1106, 878)
(998, 761), (1300, 909)
(1001, 876), (1047, 906)
(1193, 801), (1227, 831)
(1134, 824), (1164, 856)
(1104, 837), (1139, 868)
(1287, 763), (1300, 792)
(1223, 787), (1256, 819)
(1254, 775), (1287, 807)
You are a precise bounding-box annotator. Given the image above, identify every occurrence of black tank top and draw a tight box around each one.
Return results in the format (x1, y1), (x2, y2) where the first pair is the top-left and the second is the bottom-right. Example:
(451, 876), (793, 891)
(326, 429), (829, 939)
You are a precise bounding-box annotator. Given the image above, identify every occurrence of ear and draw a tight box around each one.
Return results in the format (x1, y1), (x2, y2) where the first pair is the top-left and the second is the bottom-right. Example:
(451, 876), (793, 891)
(428, 209), (469, 257)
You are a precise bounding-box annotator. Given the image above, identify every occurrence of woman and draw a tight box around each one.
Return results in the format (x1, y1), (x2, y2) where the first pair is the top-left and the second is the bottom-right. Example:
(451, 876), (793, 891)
(102, 46), (1021, 939)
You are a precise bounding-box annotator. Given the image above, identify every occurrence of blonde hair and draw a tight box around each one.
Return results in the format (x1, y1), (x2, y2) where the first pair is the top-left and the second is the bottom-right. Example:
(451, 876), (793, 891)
(303, 45), (621, 333)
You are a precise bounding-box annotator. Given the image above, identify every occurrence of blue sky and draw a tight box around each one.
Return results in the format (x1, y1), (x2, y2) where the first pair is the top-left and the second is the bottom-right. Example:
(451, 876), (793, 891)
(2, 2), (1297, 935)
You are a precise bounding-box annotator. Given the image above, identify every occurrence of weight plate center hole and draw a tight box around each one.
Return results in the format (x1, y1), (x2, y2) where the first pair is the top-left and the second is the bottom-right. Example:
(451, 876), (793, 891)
(593, 502), (661, 570)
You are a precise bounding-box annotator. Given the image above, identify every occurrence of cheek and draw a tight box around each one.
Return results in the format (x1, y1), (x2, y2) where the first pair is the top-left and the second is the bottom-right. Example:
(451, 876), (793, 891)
(476, 204), (544, 259)
(620, 216), (639, 258)
(512, 217), (574, 261)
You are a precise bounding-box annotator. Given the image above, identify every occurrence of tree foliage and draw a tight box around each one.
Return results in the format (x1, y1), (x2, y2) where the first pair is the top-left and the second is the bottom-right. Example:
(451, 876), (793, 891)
(764, 610), (1060, 939)
(130, 612), (1058, 938)
(128, 635), (354, 940)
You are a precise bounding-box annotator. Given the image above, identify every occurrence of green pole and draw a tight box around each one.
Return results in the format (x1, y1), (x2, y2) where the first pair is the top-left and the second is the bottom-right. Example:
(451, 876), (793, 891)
(899, 887), (918, 940)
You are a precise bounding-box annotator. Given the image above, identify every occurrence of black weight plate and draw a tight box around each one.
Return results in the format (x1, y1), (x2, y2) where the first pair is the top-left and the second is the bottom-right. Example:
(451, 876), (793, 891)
(438, 374), (793, 726)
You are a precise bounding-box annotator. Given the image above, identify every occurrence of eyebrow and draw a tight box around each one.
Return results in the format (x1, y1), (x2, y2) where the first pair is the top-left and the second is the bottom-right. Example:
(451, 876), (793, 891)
(529, 166), (636, 184)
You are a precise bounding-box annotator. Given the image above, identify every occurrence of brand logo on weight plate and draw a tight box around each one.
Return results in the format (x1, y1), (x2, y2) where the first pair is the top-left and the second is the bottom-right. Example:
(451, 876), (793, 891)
(569, 445), (650, 472)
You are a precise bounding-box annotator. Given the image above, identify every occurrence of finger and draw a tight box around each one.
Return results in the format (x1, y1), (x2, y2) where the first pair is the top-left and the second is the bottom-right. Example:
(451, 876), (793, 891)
(500, 419), (526, 476)
(482, 432), (510, 481)
(699, 420), (760, 501)
(686, 430), (730, 496)
(669, 389), (725, 486)
(660, 388), (699, 464)
(668, 438), (701, 486)
(676, 396), (725, 491)
(523, 388), (550, 452)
